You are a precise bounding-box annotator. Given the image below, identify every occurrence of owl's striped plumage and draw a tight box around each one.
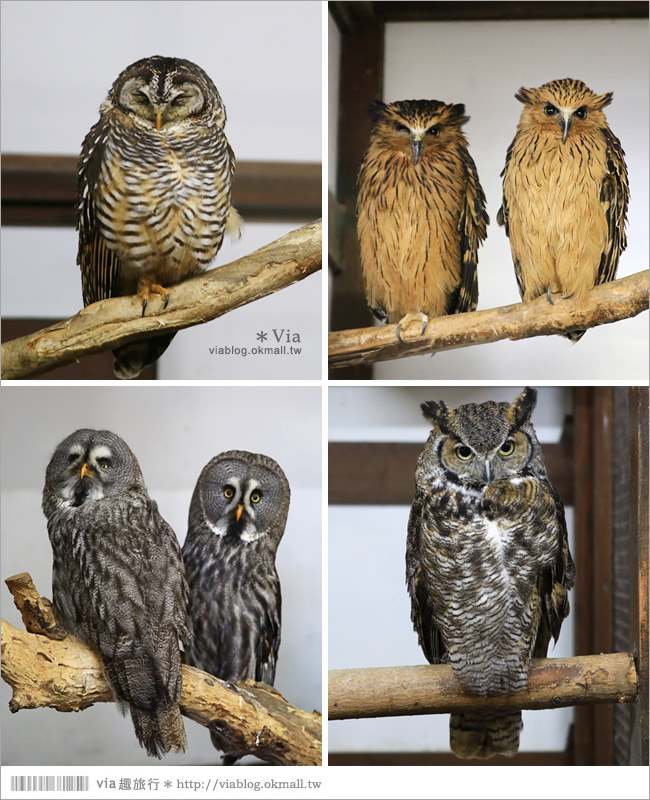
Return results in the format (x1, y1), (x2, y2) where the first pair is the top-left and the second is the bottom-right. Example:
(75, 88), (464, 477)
(406, 389), (575, 759)
(77, 56), (239, 378)
(498, 78), (629, 341)
(357, 99), (488, 340)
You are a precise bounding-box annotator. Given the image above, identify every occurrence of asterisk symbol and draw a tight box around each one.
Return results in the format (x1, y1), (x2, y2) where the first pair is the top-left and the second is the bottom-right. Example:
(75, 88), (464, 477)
(164, 781), (172, 788)
(256, 330), (268, 342)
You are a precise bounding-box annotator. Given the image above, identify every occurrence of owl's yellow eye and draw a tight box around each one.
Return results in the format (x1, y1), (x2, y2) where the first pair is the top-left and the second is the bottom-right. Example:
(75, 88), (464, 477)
(499, 440), (515, 456)
(250, 492), (261, 504)
(455, 445), (473, 461)
(575, 106), (587, 120)
(223, 486), (235, 499)
(427, 125), (440, 136)
(394, 123), (409, 133)
(97, 458), (111, 470)
(543, 103), (558, 116)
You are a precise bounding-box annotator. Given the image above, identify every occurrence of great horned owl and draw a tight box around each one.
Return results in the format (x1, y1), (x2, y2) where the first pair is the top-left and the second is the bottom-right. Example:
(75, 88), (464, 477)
(406, 388), (575, 759)
(182, 450), (290, 763)
(356, 99), (488, 341)
(77, 55), (241, 378)
(498, 78), (629, 341)
(42, 428), (191, 757)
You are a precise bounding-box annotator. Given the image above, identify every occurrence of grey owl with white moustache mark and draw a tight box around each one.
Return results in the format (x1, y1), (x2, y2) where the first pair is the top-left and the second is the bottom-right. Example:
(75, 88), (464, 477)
(182, 450), (290, 763)
(406, 388), (575, 760)
(42, 429), (191, 758)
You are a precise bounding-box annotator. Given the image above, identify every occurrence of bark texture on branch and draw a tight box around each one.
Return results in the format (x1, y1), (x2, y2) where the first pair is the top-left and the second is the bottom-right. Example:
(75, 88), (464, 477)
(1, 219), (321, 380)
(328, 270), (649, 368)
(328, 654), (638, 720)
(2, 574), (321, 766)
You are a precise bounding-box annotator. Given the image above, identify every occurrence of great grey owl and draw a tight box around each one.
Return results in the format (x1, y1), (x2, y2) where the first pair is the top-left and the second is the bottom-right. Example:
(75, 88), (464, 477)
(77, 55), (240, 379)
(406, 388), (575, 759)
(182, 450), (290, 763)
(42, 428), (191, 757)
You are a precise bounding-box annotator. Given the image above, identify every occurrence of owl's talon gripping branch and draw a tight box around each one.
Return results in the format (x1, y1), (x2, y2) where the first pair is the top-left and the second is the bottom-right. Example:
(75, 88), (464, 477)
(396, 312), (429, 343)
(137, 277), (171, 316)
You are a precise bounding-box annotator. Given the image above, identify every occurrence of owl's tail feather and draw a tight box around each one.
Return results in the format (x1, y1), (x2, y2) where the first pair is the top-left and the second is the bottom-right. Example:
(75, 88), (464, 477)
(113, 333), (176, 379)
(210, 728), (240, 765)
(450, 710), (522, 760)
(128, 702), (188, 759)
(562, 330), (586, 343)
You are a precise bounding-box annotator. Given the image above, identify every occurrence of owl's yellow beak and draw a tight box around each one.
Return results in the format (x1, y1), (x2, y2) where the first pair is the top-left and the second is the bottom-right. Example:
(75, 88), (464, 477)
(155, 108), (164, 130)
(235, 503), (244, 521)
(79, 462), (94, 479)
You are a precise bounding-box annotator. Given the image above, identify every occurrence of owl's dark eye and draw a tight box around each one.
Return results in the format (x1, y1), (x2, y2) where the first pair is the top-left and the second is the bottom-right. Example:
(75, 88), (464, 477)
(96, 458), (111, 470)
(67, 453), (78, 464)
(455, 445), (473, 461)
(499, 440), (515, 457)
(171, 94), (187, 107)
(136, 91), (150, 104)
(223, 486), (235, 499)
(427, 125), (440, 136)
(574, 106), (587, 120)
(543, 104), (558, 116)
(250, 491), (262, 504)
(394, 123), (410, 133)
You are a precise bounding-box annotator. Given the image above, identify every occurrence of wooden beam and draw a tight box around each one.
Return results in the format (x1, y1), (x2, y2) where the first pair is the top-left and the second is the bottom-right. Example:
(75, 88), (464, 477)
(329, 436), (574, 506)
(328, 654), (638, 720)
(1, 154), (321, 225)
(357, 1), (649, 21)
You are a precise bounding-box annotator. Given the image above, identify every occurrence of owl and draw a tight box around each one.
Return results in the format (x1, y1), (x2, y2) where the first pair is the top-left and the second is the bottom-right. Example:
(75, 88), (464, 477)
(77, 55), (240, 379)
(356, 99), (489, 341)
(497, 78), (629, 341)
(42, 429), (191, 758)
(406, 388), (575, 759)
(182, 450), (290, 763)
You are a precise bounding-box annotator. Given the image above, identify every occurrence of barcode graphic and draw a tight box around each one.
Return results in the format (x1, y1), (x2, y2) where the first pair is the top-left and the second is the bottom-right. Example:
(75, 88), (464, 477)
(10, 776), (89, 792)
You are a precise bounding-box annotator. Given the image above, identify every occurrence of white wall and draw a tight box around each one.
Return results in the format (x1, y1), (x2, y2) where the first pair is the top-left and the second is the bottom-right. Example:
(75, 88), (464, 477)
(328, 386), (575, 755)
(0, 0), (322, 379)
(0, 385), (322, 766)
(329, 16), (648, 380)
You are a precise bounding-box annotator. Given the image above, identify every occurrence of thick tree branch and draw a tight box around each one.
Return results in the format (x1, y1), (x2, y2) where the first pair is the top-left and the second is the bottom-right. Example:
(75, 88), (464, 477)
(1, 220), (321, 380)
(328, 270), (649, 369)
(2, 574), (321, 766)
(329, 655), (638, 720)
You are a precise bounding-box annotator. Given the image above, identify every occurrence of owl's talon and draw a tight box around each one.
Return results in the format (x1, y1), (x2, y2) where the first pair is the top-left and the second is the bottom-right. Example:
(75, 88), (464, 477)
(546, 287), (554, 305)
(396, 312), (429, 343)
(137, 277), (171, 315)
(141, 299), (148, 317)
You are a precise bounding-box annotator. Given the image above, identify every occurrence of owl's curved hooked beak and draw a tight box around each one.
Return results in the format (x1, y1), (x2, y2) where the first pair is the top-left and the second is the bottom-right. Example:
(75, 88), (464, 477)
(155, 107), (164, 131)
(560, 112), (571, 144)
(235, 503), (244, 522)
(79, 462), (95, 479)
(410, 136), (422, 165)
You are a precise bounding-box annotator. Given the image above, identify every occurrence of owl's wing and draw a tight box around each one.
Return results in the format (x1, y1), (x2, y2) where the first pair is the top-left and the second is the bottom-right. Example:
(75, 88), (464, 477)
(77, 117), (121, 306)
(406, 494), (446, 664)
(597, 130), (629, 285)
(534, 482), (576, 657)
(455, 148), (489, 313)
(254, 579), (281, 686)
(496, 138), (527, 300)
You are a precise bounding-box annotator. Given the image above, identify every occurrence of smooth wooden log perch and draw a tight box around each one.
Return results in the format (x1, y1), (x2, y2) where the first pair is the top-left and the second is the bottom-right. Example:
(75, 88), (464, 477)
(1, 219), (321, 380)
(328, 269), (649, 368)
(328, 654), (638, 720)
(2, 574), (321, 766)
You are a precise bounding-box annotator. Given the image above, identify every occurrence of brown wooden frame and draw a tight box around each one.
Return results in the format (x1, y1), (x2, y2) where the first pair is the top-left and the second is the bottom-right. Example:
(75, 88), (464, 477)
(328, 387), (649, 766)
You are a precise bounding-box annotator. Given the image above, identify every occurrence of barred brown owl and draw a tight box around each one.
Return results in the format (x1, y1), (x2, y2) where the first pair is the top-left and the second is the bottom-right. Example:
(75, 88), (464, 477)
(357, 99), (488, 341)
(42, 429), (191, 757)
(182, 450), (290, 763)
(77, 55), (240, 378)
(406, 389), (575, 759)
(497, 78), (629, 341)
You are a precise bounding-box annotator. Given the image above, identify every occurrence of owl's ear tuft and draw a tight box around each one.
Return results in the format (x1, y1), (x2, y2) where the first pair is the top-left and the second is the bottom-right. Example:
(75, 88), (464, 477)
(592, 91), (613, 111)
(367, 100), (390, 124)
(421, 401), (453, 434)
(514, 87), (536, 106)
(447, 103), (469, 127)
(508, 387), (537, 428)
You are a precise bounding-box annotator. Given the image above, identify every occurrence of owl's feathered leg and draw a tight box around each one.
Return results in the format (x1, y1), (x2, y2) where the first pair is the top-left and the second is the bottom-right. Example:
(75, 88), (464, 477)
(396, 312), (428, 342)
(450, 710), (522, 760)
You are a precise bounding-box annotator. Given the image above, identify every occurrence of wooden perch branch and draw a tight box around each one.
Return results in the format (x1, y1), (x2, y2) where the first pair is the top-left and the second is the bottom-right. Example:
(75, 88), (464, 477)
(2, 574), (321, 766)
(328, 655), (638, 720)
(328, 270), (649, 369)
(1, 219), (321, 380)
